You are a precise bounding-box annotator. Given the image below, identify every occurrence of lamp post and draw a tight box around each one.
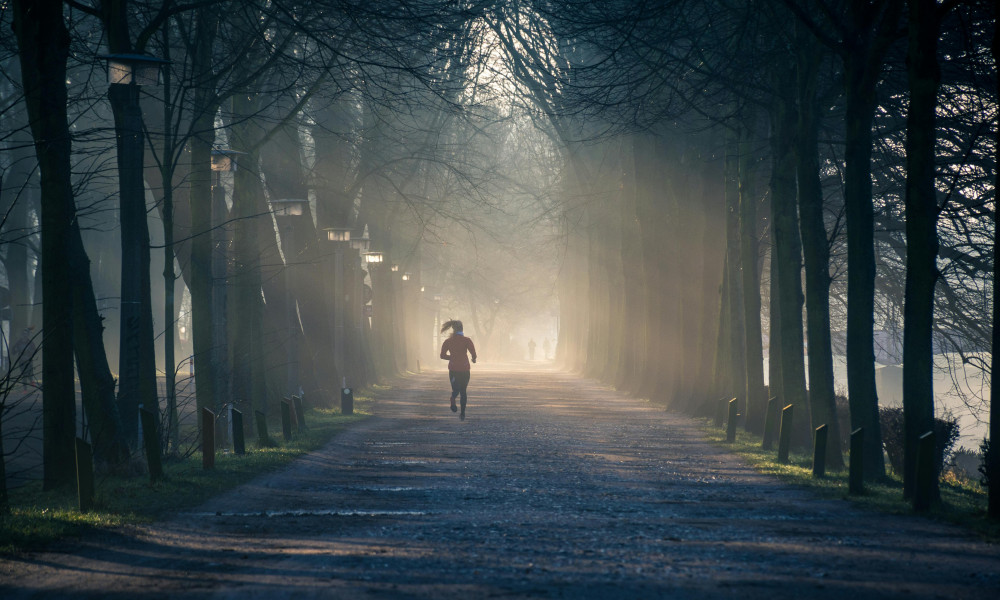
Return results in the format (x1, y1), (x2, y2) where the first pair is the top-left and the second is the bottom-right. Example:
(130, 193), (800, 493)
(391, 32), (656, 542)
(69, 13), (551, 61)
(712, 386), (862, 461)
(325, 227), (351, 380)
(363, 251), (384, 374)
(100, 53), (168, 447)
(272, 198), (308, 397)
(433, 293), (442, 356)
(209, 148), (241, 446)
(351, 231), (371, 384)
(399, 273), (412, 370)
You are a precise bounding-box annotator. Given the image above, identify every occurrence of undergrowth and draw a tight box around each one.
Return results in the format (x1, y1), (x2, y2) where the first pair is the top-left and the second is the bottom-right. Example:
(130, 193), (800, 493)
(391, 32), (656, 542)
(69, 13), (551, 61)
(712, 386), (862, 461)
(701, 422), (1000, 541)
(0, 391), (374, 555)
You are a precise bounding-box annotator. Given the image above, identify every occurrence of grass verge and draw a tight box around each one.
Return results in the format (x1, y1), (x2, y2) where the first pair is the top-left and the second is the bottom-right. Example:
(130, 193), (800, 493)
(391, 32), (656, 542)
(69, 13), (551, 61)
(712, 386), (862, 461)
(702, 422), (1000, 541)
(0, 391), (375, 555)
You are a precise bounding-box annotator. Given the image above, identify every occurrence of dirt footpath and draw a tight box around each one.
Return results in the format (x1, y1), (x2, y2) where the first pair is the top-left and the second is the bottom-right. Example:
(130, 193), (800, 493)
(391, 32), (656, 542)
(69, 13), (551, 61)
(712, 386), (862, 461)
(2, 366), (998, 599)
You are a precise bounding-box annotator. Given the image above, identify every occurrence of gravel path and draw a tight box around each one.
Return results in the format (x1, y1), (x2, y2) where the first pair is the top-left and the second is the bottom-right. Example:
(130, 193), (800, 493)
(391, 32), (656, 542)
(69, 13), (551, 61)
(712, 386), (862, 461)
(2, 365), (998, 598)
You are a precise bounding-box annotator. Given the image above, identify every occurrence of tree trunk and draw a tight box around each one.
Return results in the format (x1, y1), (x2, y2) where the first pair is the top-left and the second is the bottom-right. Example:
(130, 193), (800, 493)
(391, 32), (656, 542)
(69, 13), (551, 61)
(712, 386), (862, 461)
(69, 220), (129, 468)
(12, 0), (77, 489)
(698, 168), (726, 407)
(843, 66), (887, 482)
(739, 121), (767, 434)
(841, 0), (900, 481)
(108, 83), (159, 447)
(99, 0), (159, 450)
(797, 33), (845, 470)
(0, 90), (36, 340)
(989, 0), (1000, 520)
(901, 0), (942, 501)
(768, 239), (783, 404)
(229, 93), (269, 431)
(159, 37), (179, 451)
(615, 138), (647, 393)
(769, 69), (809, 438)
(633, 135), (663, 397)
(189, 8), (221, 423)
(725, 134), (747, 415)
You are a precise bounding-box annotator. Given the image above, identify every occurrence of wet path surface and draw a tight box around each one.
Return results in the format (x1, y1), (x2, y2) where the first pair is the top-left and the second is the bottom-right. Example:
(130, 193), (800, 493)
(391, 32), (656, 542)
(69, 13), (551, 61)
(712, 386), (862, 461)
(2, 366), (998, 598)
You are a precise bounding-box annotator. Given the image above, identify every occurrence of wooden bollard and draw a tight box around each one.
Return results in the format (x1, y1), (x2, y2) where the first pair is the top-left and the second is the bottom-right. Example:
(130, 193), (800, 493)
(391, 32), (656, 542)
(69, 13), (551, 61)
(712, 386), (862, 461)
(75, 437), (94, 513)
(849, 427), (865, 494)
(202, 408), (215, 470)
(255, 410), (269, 446)
(762, 397), (779, 450)
(726, 398), (738, 443)
(292, 395), (307, 431)
(231, 408), (246, 455)
(139, 407), (163, 482)
(341, 386), (354, 415)
(914, 430), (936, 512)
(812, 424), (828, 478)
(281, 400), (292, 442)
(777, 404), (794, 463)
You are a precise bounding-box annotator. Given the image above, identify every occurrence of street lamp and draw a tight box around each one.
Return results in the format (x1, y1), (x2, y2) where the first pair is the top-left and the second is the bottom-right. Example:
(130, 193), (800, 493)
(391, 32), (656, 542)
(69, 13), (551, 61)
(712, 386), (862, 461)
(211, 148), (244, 175)
(401, 272), (411, 281)
(324, 227), (352, 380)
(325, 227), (351, 242)
(363, 251), (384, 265)
(351, 227), (370, 252)
(432, 293), (443, 355)
(273, 199), (308, 397)
(100, 53), (169, 86)
(99, 52), (168, 447)
(391, 264), (399, 272)
(270, 197), (307, 217)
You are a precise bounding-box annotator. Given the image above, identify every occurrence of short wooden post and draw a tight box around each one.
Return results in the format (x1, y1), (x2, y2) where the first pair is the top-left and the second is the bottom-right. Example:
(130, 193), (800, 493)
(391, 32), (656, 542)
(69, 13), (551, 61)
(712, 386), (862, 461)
(341, 386), (354, 415)
(914, 430), (936, 512)
(849, 427), (865, 495)
(255, 410), (269, 446)
(202, 408), (215, 470)
(777, 404), (794, 463)
(292, 395), (307, 431)
(280, 400), (292, 442)
(726, 398), (738, 443)
(139, 407), (163, 482)
(75, 437), (94, 513)
(762, 397), (779, 450)
(812, 424), (828, 478)
(231, 408), (246, 455)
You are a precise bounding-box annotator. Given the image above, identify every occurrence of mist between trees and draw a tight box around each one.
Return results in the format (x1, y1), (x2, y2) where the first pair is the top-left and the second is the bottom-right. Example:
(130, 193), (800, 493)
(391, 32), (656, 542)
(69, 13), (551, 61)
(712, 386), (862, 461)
(0, 0), (997, 516)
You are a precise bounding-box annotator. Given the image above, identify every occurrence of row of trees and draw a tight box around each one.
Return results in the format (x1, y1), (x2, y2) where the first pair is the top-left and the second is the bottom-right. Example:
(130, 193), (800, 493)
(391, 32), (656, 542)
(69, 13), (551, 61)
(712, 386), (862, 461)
(2, 0), (998, 521)
(2, 0), (530, 498)
(525, 0), (998, 514)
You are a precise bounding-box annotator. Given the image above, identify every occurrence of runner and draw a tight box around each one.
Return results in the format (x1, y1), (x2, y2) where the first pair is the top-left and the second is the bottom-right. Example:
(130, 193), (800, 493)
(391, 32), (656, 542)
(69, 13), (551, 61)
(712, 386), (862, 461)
(439, 320), (477, 420)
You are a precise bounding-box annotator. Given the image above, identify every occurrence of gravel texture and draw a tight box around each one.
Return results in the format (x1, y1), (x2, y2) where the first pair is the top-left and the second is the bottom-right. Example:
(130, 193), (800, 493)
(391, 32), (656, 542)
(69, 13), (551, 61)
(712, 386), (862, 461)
(2, 365), (998, 599)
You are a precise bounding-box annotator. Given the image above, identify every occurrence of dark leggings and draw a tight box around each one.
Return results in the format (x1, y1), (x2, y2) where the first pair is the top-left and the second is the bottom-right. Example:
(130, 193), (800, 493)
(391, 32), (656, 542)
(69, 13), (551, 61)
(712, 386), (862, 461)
(449, 371), (471, 407)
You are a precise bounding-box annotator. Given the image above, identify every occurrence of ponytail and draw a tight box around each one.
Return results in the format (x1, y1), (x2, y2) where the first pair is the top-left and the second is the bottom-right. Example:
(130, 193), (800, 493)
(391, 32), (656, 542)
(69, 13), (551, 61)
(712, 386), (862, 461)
(441, 319), (463, 334)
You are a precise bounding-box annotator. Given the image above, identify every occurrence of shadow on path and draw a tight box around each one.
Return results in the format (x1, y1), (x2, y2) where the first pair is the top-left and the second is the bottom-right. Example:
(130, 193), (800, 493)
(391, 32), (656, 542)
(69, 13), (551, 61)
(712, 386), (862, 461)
(1, 368), (998, 599)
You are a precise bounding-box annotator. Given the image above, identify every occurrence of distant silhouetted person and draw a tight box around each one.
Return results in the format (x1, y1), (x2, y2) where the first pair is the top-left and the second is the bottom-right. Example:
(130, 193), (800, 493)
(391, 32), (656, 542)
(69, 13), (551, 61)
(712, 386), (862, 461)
(10, 327), (36, 383)
(528, 338), (536, 360)
(440, 320), (477, 420)
(542, 338), (551, 359)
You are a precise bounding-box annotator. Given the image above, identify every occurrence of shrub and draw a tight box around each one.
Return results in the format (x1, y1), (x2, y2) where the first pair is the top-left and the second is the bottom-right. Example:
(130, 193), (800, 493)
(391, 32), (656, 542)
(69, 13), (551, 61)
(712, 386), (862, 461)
(980, 437), (995, 490)
(879, 407), (960, 478)
(947, 447), (981, 482)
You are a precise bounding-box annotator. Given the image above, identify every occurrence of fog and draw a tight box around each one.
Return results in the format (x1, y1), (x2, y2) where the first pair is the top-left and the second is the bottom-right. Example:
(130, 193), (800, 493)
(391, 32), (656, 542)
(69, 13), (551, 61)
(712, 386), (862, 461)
(1, 1), (997, 495)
